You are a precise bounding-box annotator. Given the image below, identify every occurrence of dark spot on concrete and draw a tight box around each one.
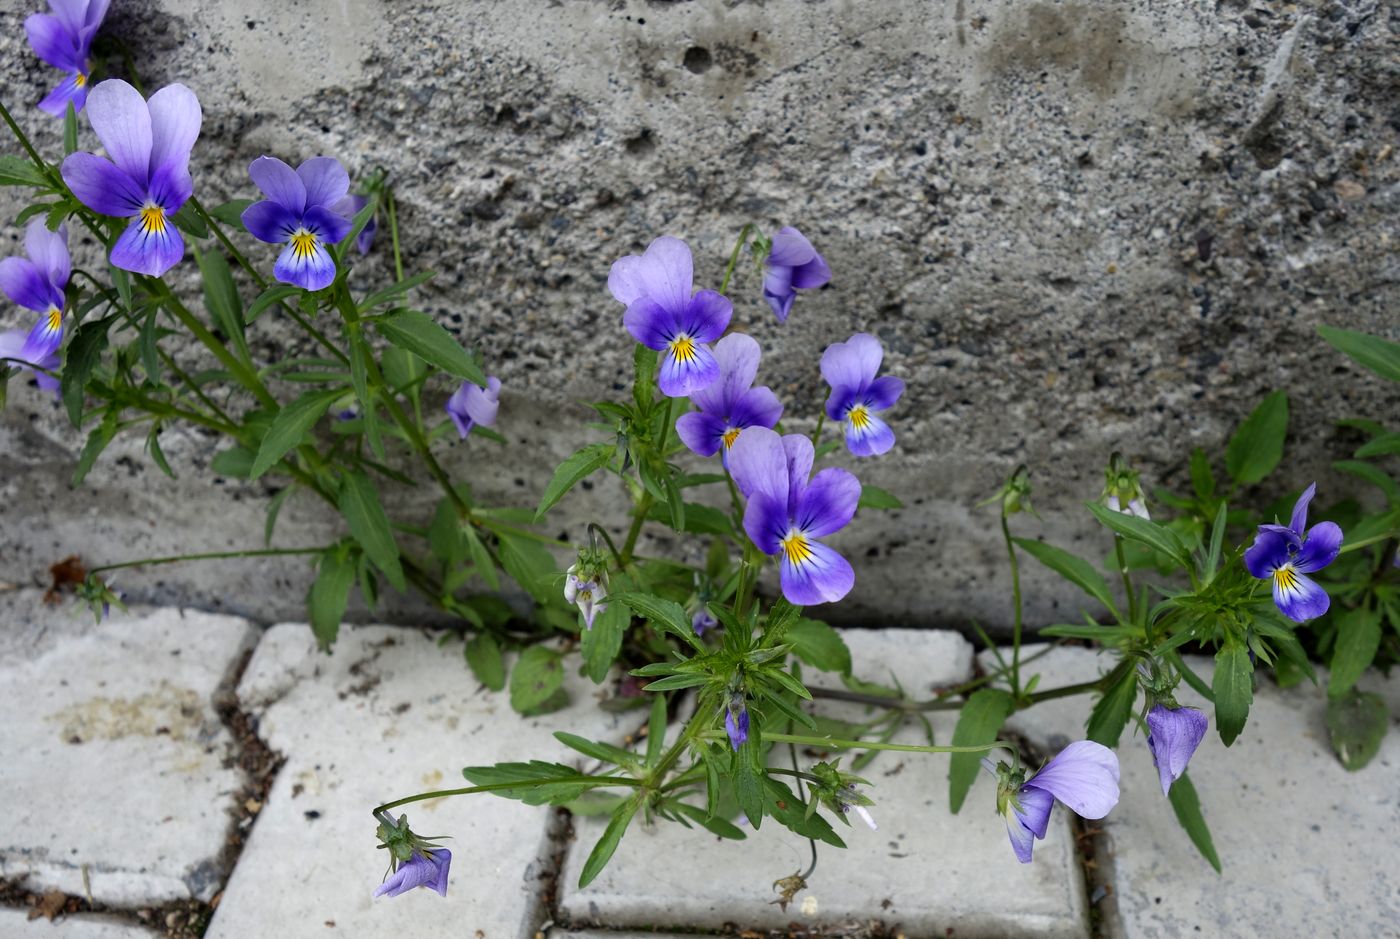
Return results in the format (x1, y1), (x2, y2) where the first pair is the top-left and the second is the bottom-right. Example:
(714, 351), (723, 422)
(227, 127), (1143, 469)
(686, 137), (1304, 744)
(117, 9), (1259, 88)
(683, 46), (712, 73)
(625, 128), (655, 156)
(988, 4), (1131, 98)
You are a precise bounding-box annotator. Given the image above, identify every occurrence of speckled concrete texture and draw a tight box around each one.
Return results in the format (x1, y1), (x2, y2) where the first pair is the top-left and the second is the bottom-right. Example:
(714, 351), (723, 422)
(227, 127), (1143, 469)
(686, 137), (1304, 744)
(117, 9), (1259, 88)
(0, 0), (1396, 631)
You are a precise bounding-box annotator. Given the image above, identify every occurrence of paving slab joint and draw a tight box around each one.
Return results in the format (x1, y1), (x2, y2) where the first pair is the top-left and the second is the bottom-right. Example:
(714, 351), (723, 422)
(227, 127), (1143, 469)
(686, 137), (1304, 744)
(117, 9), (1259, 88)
(1072, 813), (1122, 939)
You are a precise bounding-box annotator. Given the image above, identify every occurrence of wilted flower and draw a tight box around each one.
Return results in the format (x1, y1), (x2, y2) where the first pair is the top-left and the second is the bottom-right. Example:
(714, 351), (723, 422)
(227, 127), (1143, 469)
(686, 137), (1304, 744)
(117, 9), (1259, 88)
(728, 427), (860, 605)
(691, 607), (718, 636)
(820, 333), (904, 457)
(811, 761), (878, 830)
(1102, 452), (1149, 519)
(985, 741), (1120, 863)
(983, 464), (1034, 518)
(373, 812), (451, 899)
(724, 693), (749, 751)
(344, 194), (377, 255)
(1145, 703), (1208, 796)
(60, 80), (201, 276)
(1244, 482), (1343, 622)
(25, 0), (109, 116)
(241, 155), (354, 291)
(564, 562), (608, 630)
(675, 333), (782, 467)
(762, 226), (830, 323)
(0, 218), (69, 394)
(445, 377), (501, 439)
(609, 236), (732, 397)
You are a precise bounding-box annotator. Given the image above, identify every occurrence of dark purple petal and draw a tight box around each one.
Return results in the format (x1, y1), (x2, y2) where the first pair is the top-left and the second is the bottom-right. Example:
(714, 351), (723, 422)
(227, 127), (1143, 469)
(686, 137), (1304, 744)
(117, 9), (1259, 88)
(791, 252), (832, 290)
(296, 156), (349, 209)
(1294, 521), (1342, 573)
(864, 375), (905, 411)
(780, 433), (815, 514)
(109, 212), (184, 276)
(679, 289), (731, 343)
(248, 155), (305, 213)
(691, 332), (759, 415)
(794, 467), (860, 538)
(725, 709), (749, 751)
(1013, 784), (1055, 839)
(1244, 529), (1291, 579)
(25, 218), (69, 290)
(0, 258), (53, 312)
(824, 383), (861, 422)
(657, 340), (718, 398)
(83, 0), (111, 32)
(1288, 482), (1317, 535)
(622, 297), (676, 351)
(47, 0), (89, 32)
(61, 151), (145, 217)
(675, 410), (726, 457)
(767, 227), (818, 267)
(26, 13), (82, 70)
(727, 386), (783, 432)
(146, 84), (200, 179)
(1145, 704), (1208, 797)
(742, 492), (788, 557)
(273, 235), (336, 291)
(240, 199), (299, 244)
(427, 848), (451, 896)
(763, 266), (795, 323)
(1273, 569), (1329, 622)
(147, 161), (193, 215)
(608, 236), (693, 311)
(779, 538), (854, 605)
(820, 332), (883, 395)
(304, 204), (353, 245)
(85, 79), (152, 183)
(845, 410), (895, 457)
(1024, 741), (1120, 819)
(728, 425), (787, 502)
(38, 73), (88, 118)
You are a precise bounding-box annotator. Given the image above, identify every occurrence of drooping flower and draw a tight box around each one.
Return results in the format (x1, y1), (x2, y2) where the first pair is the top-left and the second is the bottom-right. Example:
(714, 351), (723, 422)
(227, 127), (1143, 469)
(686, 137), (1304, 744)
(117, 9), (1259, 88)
(1102, 452), (1150, 519)
(724, 694), (749, 751)
(241, 155), (354, 291)
(373, 848), (451, 899)
(25, 0), (109, 116)
(675, 333), (782, 467)
(691, 607), (718, 636)
(728, 427), (860, 605)
(1244, 482), (1343, 622)
(1145, 703), (1208, 797)
(564, 563), (607, 630)
(762, 226), (830, 323)
(0, 218), (69, 393)
(445, 376), (500, 439)
(343, 194), (377, 255)
(60, 80), (201, 276)
(609, 236), (732, 397)
(986, 741), (1120, 863)
(820, 333), (905, 457)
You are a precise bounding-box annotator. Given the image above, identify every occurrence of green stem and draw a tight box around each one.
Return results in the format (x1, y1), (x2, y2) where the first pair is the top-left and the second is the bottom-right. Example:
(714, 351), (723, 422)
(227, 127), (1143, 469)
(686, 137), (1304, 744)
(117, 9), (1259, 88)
(1339, 530), (1399, 555)
(810, 412), (825, 446)
(373, 775), (642, 817)
(0, 98), (50, 172)
(386, 188), (405, 283)
(143, 277), (278, 409)
(756, 732), (1021, 756)
(89, 546), (329, 575)
(1114, 535), (1137, 626)
(1000, 514), (1023, 697)
(719, 224), (754, 294)
(620, 492), (653, 565)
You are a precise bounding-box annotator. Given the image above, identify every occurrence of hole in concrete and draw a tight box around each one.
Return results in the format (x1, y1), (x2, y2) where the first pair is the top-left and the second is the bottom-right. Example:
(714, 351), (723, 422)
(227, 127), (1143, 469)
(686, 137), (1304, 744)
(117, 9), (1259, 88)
(624, 128), (656, 156)
(683, 46), (713, 73)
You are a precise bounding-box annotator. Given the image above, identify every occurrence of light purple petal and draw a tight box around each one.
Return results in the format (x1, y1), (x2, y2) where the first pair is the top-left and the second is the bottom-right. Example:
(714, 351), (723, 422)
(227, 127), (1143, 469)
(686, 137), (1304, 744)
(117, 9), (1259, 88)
(19, 307), (63, 363)
(725, 709), (749, 751)
(146, 83), (200, 179)
(679, 289), (731, 343)
(372, 849), (450, 899)
(1294, 521), (1342, 573)
(25, 218), (69, 290)
(85, 79), (152, 183)
(780, 538), (854, 605)
(25, 13), (81, 71)
(273, 235), (336, 291)
(1003, 806), (1038, 864)
(864, 375), (905, 411)
(1288, 482), (1316, 535)
(824, 384), (860, 423)
(780, 433), (815, 514)
(763, 267), (795, 323)
(692, 332), (759, 414)
(84, 0), (112, 31)
(820, 332), (883, 394)
(742, 491), (788, 557)
(1014, 784), (1056, 839)
(449, 376), (500, 430)
(1146, 705), (1208, 797)
(1244, 529), (1291, 579)
(727, 386), (783, 432)
(304, 204), (353, 244)
(38, 73), (88, 117)
(240, 199), (299, 244)
(109, 212), (184, 276)
(768, 227), (818, 267)
(0, 258), (52, 312)
(728, 425), (787, 502)
(622, 297), (675, 351)
(47, 0), (89, 32)
(1274, 570), (1330, 622)
(61, 150), (145, 217)
(607, 236), (693, 311)
(676, 410), (726, 457)
(846, 411), (896, 457)
(794, 467), (860, 538)
(657, 340), (718, 398)
(1024, 740), (1120, 819)
(791, 252), (832, 290)
(248, 155), (306, 213)
(297, 157), (349, 210)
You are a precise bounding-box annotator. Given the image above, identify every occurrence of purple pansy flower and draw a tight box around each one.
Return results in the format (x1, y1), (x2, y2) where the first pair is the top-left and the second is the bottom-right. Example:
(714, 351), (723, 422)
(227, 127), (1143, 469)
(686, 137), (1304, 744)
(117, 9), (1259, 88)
(1244, 482), (1343, 622)
(25, 0), (109, 116)
(763, 226), (830, 323)
(820, 333), (905, 457)
(241, 155), (355, 291)
(445, 376), (501, 439)
(564, 564), (607, 630)
(609, 236), (732, 398)
(987, 741), (1120, 864)
(345, 194), (376, 255)
(691, 608), (718, 636)
(60, 80), (201, 277)
(728, 427), (860, 606)
(725, 696), (749, 751)
(675, 333), (783, 467)
(373, 848), (451, 899)
(0, 218), (70, 393)
(1145, 703), (1208, 797)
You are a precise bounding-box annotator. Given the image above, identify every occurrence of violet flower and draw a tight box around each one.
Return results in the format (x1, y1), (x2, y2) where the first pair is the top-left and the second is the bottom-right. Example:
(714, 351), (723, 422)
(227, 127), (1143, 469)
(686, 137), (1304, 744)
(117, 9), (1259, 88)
(445, 376), (501, 439)
(1244, 482), (1343, 622)
(609, 236), (731, 397)
(564, 564), (607, 630)
(25, 0), (109, 116)
(345, 194), (376, 254)
(987, 741), (1120, 863)
(60, 80), (201, 277)
(373, 848), (451, 899)
(675, 333), (782, 467)
(763, 226), (830, 323)
(0, 218), (69, 394)
(725, 696), (749, 751)
(728, 426), (860, 605)
(820, 333), (905, 457)
(692, 608), (718, 636)
(241, 155), (354, 291)
(1145, 703), (1208, 796)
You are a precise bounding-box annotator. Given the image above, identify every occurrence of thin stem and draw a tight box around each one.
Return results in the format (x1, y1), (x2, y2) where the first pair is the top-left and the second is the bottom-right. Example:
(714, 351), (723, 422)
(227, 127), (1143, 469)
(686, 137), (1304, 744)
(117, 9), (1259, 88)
(1000, 514), (1023, 698)
(1114, 535), (1137, 625)
(89, 546), (328, 574)
(588, 523), (626, 569)
(620, 492), (653, 565)
(810, 412), (825, 446)
(0, 98), (49, 170)
(757, 732), (1021, 756)
(373, 776), (642, 817)
(386, 188), (405, 282)
(719, 224), (754, 294)
(1339, 531), (1399, 555)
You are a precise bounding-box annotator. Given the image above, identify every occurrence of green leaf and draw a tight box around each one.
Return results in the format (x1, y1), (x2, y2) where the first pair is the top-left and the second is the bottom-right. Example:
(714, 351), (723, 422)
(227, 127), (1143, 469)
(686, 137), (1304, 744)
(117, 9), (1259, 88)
(463, 524), (498, 590)
(196, 247), (246, 358)
(670, 802), (746, 839)
(858, 485), (904, 510)
(1085, 666), (1137, 748)
(171, 203), (208, 239)
(339, 196), (379, 261)
(71, 412), (117, 487)
(613, 592), (705, 652)
(1327, 606), (1382, 698)
(582, 600), (629, 683)
(60, 315), (113, 427)
(786, 618), (851, 674)
(1167, 771), (1221, 872)
(1225, 391), (1288, 485)
(1013, 537), (1119, 617)
(246, 284), (302, 323)
(579, 794), (642, 888)
(461, 760), (606, 805)
(1212, 640), (1253, 747)
(307, 548), (355, 651)
(250, 389), (344, 479)
(948, 688), (1014, 813)
(510, 646), (565, 713)
(1326, 689), (1388, 771)
(338, 470), (406, 590)
(207, 198), (254, 227)
(765, 777), (844, 847)
(210, 446), (256, 478)
(1318, 324), (1400, 384)
(138, 307), (161, 382)
(1203, 501), (1228, 583)
(464, 633), (506, 690)
(555, 732), (639, 768)
(346, 337), (384, 460)
(645, 500), (732, 535)
(145, 427), (175, 478)
(0, 155), (48, 188)
(1087, 502), (1193, 571)
(536, 443), (613, 520)
(359, 271), (435, 311)
(497, 532), (558, 606)
(264, 486), (292, 546)
(1354, 432), (1400, 458)
(374, 310), (486, 385)
(632, 345), (657, 410)
(1189, 448), (1216, 500)
(62, 104), (77, 156)
(645, 693), (667, 766)
(1334, 460), (1400, 503)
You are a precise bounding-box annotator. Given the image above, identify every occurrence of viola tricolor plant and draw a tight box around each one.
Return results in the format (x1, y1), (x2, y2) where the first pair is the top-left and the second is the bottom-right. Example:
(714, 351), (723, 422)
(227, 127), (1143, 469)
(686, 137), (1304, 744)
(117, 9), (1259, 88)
(0, 218), (69, 394)
(24, 0), (109, 116)
(241, 155), (355, 291)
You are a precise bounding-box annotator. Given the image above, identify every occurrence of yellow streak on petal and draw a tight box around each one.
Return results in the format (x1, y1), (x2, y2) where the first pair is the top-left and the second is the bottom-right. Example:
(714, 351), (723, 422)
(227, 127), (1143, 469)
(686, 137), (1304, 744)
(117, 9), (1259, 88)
(290, 229), (319, 260)
(139, 204), (167, 235)
(781, 531), (814, 568)
(74, 72), (87, 88)
(46, 306), (62, 333)
(722, 427), (742, 449)
(847, 404), (871, 432)
(669, 334), (698, 364)
(1273, 565), (1299, 594)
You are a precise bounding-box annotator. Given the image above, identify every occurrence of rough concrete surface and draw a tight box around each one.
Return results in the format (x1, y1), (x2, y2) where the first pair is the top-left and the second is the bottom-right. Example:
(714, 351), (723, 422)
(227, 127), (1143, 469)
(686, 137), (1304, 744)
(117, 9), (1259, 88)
(0, 0), (1397, 632)
(0, 909), (158, 938)
(0, 593), (256, 905)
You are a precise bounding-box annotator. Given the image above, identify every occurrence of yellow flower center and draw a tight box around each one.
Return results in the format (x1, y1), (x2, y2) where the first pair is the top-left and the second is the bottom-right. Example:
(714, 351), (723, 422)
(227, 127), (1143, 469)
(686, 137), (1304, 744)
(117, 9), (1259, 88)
(669, 334), (698, 364)
(290, 229), (319, 260)
(139, 204), (167, 235)
(74, 72), (87, 88)
(1273, 565), (1299, 593)
(722, 426), (742, 449)
(780, 530), (814, 567)
(847, 404), (871, 431)
(46, 306), (62, 333)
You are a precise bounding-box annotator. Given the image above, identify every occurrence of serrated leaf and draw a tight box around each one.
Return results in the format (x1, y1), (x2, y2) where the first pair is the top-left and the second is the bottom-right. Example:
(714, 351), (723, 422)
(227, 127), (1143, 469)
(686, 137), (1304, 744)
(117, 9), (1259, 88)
(461, 760), (606, 805)
(464, 633), (505, 690)
(786, 617), (851, 674)
(1225, 391), (1288, 485)
(948, 688), (1014, 813)
(555, 732), (639, 768)
(338, 470), (406, 590)
(250, 389), (344, 479)
(579, 794), (642, 888)
(374, 310), (485, 385)
(536, 443), (613, 520)
(0, 155), (48, 188)
(1212, 640), (1253, 747)
(510, 645), (565, 712)
(1167, 771), (1221, 872)
(1326, 689), (1388, 771)
(307, 548), (355, 651)
(1318, 324), (1400, 384)
(1013, 537), (1119, 617)
(613, 592), (705, 652)
(1327, 606), (1382, 698)
(1087, 502), (1192, 570)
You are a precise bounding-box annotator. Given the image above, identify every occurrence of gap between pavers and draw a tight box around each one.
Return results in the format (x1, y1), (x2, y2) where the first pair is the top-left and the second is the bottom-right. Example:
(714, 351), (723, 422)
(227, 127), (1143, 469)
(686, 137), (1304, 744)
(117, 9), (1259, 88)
(559, 629), (1092, 939)
(0, 593), (257, 906)
(979, 643), (1400, 938)
(0, 909), (159, 938)
(204, 623), (632, 939)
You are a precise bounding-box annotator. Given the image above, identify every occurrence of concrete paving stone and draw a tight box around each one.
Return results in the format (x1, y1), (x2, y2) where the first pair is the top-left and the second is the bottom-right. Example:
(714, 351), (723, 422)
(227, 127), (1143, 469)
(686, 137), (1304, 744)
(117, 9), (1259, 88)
(560, 629), (1091, 938)
(0, 910), (158, 938)
(205, 624), (631, 939)
(0, 593), (257, 905)
(978, 644), (1400, 938)
(547, 931), (699, 939)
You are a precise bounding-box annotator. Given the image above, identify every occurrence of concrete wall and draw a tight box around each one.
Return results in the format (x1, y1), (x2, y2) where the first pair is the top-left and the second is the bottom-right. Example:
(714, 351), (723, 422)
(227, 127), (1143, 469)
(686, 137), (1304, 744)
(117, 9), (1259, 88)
(1, 0), (1397, 632)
